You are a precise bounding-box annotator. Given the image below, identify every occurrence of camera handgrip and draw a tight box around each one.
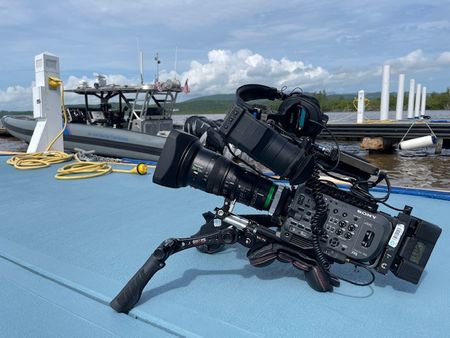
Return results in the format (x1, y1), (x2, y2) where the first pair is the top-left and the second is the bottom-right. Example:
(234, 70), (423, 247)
(110, 255), (165, 313)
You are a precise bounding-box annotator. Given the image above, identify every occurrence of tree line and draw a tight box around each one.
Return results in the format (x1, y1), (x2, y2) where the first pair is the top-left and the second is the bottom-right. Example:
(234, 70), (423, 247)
(312, 89), (450, 112)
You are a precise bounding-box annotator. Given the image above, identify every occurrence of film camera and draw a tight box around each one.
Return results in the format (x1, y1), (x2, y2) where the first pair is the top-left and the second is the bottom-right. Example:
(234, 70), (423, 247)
(111, 84), (441, 313)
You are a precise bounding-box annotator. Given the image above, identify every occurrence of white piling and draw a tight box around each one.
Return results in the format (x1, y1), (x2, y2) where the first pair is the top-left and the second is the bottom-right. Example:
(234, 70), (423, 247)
(357, 90), (365, 124)
(395, 73), (405, 120)
(380, 64), (390, 120)
(414, 83), (422, 118)
(407, 79), (415, 119)
(420, 86), (427, 117)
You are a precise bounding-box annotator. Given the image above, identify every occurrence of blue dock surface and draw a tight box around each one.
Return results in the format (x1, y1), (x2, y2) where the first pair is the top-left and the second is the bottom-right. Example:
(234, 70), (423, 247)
(1, 157), (449, 337)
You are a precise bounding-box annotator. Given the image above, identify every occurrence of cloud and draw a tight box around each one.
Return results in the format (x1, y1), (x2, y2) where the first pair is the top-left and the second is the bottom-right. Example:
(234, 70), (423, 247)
(387, 49), (429, 70)
(0, 74), (139, 110)
(2, 48), (450, 110)
(385, 49), (450, 73)
(0, 50), (333, 109)
(417, 20), (450, 31)
(437, 51), (450, 64)
(0, 85), (32, 110)
(178, 49), (330, 95)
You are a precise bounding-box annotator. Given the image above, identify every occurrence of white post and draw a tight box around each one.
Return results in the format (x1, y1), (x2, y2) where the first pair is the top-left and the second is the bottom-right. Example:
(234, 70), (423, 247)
(27, 52), (63, 153)
(407, 79), (415, 119)
(395, 73), (405, 120)
(414, 83), (422, 118)
(420, 86), (427, 117)
(380, 64), (390, 120)
(357, 90), (365, 124)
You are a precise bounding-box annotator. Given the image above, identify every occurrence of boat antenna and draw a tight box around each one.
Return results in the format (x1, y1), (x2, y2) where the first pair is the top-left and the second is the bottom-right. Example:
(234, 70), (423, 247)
(154, 52), (161, 82)
(174, 47), (178, 80)
(139, 51), (144, 85)
(136, 37), (144, 85)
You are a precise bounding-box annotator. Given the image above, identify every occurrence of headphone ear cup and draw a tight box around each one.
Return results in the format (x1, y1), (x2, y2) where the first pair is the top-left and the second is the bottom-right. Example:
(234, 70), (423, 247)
(277, 95), (299, 116)
(278, 94), (324, 137)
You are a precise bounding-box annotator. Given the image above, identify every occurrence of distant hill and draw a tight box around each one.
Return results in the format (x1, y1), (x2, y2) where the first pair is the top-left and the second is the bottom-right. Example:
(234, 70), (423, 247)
(2, 90), (448, 117)
(174, 90), (450, 114)
(173, 91), (383, 115)
(183, 94), (235, 102)
(174, 94), (235, 115)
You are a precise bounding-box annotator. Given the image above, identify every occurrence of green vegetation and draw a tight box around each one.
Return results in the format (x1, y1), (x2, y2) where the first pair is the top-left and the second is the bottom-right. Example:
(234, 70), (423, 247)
(174, 95), (235, 115)
(174, 89), (450, 115)
(2, 89), (450, 117)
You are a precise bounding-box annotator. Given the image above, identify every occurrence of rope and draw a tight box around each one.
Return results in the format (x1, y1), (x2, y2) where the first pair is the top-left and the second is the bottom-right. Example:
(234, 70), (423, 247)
(55, 155), (113, 180)
(54, 154), (150, 180)
(398, 121), (437, 145)
(352, 97), (370, 111)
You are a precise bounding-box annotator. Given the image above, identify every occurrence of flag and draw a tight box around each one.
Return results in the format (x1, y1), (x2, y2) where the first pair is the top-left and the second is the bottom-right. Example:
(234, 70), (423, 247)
(182, 79), (190, 94)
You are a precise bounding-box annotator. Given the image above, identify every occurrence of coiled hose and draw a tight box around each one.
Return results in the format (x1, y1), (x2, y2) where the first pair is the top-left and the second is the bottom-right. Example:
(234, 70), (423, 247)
(7, 78), (73, 169)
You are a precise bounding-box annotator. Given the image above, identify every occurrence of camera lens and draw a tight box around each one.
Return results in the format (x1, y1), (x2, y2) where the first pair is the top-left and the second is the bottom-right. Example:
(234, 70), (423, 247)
(153, 130), (278, 210)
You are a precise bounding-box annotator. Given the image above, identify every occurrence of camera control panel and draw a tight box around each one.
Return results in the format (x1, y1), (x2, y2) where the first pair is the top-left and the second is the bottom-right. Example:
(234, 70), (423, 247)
(281, 186), (393, 263)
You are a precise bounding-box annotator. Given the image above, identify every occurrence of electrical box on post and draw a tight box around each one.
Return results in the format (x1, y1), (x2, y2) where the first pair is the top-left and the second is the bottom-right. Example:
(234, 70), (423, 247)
(28, 52), (64, 153)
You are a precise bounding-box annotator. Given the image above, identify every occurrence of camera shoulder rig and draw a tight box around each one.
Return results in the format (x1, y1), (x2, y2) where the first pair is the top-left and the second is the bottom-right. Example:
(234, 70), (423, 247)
(110, 198), (340, 314)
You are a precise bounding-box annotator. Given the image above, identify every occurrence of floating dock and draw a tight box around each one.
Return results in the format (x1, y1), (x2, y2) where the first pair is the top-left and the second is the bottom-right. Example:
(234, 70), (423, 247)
(0, 157), (449, 337)
(319, 121), (450, 150)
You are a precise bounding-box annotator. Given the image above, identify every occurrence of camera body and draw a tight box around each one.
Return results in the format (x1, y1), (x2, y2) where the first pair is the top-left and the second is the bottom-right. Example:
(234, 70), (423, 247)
(153, 84), (442, 288)
(279, 183), (441, 284)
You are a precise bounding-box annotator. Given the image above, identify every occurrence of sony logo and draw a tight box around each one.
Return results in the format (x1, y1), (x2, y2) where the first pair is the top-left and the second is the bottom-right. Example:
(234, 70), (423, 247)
(357, 209), (376, 219)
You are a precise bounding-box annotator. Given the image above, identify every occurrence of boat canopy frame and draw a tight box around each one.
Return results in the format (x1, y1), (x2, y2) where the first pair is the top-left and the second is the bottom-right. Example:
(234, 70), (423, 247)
(65, 84), (181, 129)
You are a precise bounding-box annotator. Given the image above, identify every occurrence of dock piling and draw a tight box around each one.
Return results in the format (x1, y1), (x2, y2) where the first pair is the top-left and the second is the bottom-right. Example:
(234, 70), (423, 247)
(414, 83), (422, 118)
(395, 73), (405, 120)
(407, 79), (415, 119)
(357, 90), (365, 124)
(380, 64), (390, 120)
(420, 86), (427, 118)
(435, 138), (443, 154)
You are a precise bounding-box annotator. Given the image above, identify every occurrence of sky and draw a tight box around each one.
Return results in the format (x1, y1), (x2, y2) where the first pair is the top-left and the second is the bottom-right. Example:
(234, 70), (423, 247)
(0, 0), (449, 110)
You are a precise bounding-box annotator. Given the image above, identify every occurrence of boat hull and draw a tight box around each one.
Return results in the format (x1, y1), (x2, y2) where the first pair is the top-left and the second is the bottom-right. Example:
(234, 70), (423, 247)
(1, 116), (166, 161)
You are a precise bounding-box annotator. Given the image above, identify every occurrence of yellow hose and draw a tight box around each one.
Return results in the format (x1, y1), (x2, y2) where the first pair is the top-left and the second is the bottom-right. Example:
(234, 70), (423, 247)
(5, 78), (152, 179)
(54, 154), (152, 180)
(7, 79), (73, 170)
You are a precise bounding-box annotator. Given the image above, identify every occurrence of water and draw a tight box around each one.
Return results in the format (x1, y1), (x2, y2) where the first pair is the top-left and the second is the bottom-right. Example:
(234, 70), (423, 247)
(332, 141), (450, 190)
(320, 110), (450, 190)
(2, 111), (449, 189)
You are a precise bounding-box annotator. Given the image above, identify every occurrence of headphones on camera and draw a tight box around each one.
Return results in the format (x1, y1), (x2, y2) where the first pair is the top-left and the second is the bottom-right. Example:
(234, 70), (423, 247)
(234, 84), (328, 138)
